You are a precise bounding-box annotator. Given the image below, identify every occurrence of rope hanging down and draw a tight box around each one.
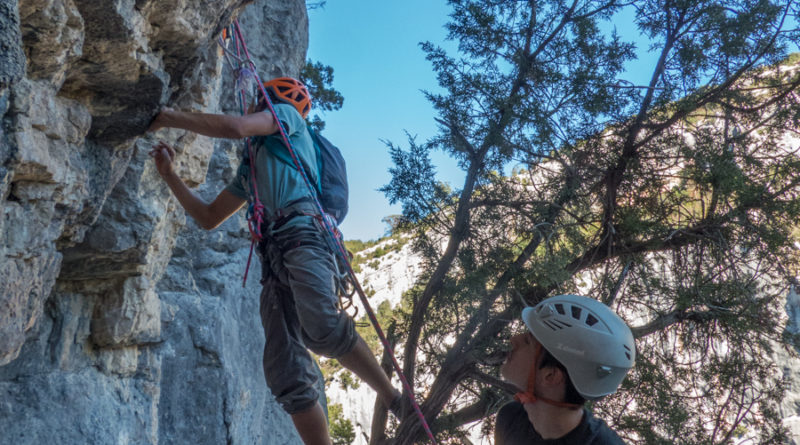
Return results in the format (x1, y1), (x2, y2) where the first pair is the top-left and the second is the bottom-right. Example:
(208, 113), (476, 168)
(219, 24), (265, 287)
(219, 20), (438, 444)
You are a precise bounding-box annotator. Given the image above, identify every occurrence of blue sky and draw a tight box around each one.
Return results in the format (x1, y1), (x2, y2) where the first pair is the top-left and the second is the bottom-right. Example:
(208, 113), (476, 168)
(307, 1), (798, 241)
(307, 0), (457, 241)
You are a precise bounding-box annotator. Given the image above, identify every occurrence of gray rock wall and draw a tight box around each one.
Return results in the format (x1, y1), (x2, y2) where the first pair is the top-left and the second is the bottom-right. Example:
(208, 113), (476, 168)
(1, 0), (313, 443)
(780, 284), (800, 444)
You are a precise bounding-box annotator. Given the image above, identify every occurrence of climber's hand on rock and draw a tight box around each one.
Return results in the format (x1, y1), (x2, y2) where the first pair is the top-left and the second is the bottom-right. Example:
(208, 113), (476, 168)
(149, 141), (176, 178)
(147, 107), (174, 133)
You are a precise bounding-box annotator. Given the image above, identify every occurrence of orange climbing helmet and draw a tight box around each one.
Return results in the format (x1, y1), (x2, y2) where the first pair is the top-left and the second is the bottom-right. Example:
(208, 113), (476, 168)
(262, 77), (312, 118)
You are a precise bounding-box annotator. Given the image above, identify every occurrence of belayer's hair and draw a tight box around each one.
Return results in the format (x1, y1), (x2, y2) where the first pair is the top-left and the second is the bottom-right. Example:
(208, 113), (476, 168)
(539, 347), (587, 406)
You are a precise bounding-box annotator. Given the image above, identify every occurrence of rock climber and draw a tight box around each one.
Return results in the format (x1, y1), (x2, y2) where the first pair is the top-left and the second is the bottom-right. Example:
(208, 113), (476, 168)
(496, 294), (635, 444)
(147, 77), (403, 445)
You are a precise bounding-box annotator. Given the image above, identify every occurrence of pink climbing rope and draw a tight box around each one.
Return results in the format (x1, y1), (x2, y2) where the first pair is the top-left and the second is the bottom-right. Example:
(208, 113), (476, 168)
(221, 20), (439, 444)
(223, 25), (266, 288)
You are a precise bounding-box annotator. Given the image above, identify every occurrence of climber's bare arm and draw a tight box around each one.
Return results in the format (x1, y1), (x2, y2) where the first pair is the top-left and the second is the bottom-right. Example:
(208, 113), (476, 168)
(149, 141), (246, 230)
(148, 107), (279, 138)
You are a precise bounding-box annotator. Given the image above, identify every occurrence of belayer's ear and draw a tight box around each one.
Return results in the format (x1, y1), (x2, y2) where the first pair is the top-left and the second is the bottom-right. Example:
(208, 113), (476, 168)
(541, 365), (566, 387)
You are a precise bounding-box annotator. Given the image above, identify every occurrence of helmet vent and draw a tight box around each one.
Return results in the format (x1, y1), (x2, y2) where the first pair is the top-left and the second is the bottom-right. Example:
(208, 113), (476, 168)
(585, 314), (598, 327)
(263, 77), (312, 118)
(623, 344), (632, 360)
(542, 320), (558, 331)
(571, 306), (582, 320)
(554, 303), (566, 315)
(542, 319), (572, 331)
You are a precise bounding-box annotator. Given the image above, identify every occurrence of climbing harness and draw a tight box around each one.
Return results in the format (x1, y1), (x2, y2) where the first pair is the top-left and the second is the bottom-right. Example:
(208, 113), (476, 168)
(218, 20), (438, 444)
(266, 203), (357, 315)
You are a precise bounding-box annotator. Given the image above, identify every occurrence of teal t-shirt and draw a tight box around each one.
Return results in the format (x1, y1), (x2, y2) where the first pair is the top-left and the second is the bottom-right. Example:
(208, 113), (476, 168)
(225, 103), (319, 217)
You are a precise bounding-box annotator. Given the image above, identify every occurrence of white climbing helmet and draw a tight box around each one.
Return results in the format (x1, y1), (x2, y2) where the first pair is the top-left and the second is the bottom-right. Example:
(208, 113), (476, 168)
(522, 294), (635, 400)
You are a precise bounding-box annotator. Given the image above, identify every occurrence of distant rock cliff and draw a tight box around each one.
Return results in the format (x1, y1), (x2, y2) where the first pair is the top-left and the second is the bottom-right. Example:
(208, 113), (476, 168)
(0, 1), (313, 443)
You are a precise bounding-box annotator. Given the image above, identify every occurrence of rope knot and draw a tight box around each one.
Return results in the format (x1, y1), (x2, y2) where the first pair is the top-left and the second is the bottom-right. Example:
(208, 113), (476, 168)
(247, 201), (265, 241)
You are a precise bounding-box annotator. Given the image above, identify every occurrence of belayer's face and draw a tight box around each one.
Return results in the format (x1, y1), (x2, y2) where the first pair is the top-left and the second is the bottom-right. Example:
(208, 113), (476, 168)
(501, 331), (540, 391)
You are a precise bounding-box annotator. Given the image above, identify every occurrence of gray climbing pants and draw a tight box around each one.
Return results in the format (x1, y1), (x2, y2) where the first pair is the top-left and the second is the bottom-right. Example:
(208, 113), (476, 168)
(257, 213), (358, 414)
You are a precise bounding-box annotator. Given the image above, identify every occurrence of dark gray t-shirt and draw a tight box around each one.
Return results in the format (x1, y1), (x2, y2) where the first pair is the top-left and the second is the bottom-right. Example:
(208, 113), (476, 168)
(495, 402), (626, 445)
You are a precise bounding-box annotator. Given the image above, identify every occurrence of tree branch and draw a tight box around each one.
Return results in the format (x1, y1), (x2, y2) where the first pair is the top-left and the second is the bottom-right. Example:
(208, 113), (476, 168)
(604, 260), (632, 306)
(466, 368), (519, 397)
(631, 307), (726, 338)
(399, 0), (584, 402)
(432, 384), (508, 434)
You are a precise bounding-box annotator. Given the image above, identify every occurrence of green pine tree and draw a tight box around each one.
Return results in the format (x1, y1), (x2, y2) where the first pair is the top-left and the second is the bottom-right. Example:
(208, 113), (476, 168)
(301, 60), (344, 132)
(377, 1), (800, 444)
(329, 402), (356, 445)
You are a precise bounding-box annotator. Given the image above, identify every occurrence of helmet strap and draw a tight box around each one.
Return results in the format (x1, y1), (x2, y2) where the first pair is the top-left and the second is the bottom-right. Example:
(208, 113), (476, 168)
(514, 343), (582, 409)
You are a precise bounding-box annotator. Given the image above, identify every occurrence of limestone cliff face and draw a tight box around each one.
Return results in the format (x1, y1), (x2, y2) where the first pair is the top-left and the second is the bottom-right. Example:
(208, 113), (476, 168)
(0, 1), (311, 443)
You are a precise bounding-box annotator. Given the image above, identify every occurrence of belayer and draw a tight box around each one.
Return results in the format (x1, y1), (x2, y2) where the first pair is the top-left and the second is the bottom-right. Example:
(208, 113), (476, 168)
(147, 77), (403, 445)
(497, 294), (635, 444)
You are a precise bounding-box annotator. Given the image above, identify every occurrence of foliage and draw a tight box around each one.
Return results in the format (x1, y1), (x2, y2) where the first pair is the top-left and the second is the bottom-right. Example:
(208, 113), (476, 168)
(357, 300), (395, 355)
(382, 214), (407, 236)
(300, 60), (344, 131)
(338, 370), (360, 391)
(328, 402), (356, 445)
(346, 233), (410, 274)
(318, 356), (362, 391)
(344, 239), (380, 254)
(376, 1), (800, 444)
(318, 356), (343, 386)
